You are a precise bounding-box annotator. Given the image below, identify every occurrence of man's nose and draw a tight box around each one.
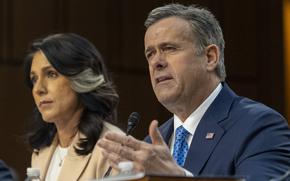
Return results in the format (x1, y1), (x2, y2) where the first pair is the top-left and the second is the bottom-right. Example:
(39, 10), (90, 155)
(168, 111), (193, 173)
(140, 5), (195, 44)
(151, 52), (168, 70)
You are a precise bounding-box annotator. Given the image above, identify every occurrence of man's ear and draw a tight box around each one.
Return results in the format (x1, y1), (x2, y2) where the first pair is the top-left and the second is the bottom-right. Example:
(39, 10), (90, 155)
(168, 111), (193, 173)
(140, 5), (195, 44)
(205, 44), (220, 71)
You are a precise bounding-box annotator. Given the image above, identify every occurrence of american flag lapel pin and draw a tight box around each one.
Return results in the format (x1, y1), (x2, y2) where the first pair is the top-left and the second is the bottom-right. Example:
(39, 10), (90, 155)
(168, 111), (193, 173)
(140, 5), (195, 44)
(205, 132), (215, 139)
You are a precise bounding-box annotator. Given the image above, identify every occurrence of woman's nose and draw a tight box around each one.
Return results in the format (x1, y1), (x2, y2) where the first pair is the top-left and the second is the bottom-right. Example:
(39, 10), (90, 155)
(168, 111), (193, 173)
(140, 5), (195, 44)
(33, 79), (47, 96)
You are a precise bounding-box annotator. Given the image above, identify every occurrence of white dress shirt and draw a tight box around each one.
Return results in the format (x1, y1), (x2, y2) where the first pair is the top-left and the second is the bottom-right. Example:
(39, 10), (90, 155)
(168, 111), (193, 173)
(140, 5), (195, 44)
(170, 83), (222, 152)
(169, 83), (222, 176)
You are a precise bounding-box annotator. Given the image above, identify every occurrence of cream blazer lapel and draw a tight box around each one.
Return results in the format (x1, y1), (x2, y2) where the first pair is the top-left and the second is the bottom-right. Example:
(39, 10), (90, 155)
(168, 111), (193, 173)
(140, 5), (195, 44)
(31, 136), (58, 180)
(32, 133), (91, 181)
(31, 122), (124, 180)
(57, 133), (92, 181)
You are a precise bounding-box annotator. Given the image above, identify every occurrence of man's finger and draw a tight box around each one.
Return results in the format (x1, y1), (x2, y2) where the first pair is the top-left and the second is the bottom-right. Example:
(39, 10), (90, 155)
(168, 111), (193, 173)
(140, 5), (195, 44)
(97, 138), (127, 154)
(101, 150), (120, 170)
(149, 120), (165, 145)
(97, 138), (139, 161)
(103, 132), (143, 150)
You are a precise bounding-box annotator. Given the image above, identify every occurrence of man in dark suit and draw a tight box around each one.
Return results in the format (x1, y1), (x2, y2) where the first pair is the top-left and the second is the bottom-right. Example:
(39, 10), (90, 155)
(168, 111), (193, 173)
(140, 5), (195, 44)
(0, 160), (14, 181)
(97, 3), (290, 180)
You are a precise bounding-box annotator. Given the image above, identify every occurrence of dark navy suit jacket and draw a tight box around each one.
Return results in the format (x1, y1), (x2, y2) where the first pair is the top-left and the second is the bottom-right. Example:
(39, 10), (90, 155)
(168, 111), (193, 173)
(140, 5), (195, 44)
(145, 83), (290, 181)
(0, 160), (14, 181)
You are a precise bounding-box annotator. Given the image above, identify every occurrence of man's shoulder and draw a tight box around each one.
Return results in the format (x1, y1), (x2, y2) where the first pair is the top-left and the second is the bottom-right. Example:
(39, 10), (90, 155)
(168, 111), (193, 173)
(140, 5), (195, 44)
(221, 83), (283, 117)
(212, 83), (287, 132)
(144, 118), (173, 143)
(218, 95), (289, 138)
(158, 117), (174, 130)
(231, 95), (284, 120)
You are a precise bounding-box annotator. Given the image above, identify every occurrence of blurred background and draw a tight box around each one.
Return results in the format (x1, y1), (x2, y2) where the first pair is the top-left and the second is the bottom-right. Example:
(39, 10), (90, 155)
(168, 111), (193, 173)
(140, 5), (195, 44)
(0, 0), (289, 179)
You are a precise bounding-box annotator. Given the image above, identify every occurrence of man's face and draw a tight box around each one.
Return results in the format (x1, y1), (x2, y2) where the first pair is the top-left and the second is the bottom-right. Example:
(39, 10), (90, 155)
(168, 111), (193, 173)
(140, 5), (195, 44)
(144, 17), (211, 111)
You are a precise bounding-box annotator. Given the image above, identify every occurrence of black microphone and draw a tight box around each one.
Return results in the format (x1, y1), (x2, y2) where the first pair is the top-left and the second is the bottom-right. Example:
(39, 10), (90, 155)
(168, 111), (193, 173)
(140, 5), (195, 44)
(126, 112), (140, 135)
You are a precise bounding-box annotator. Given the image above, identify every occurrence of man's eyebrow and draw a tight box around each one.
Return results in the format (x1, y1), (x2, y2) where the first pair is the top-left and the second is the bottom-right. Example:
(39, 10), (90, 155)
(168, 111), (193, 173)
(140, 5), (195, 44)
(159, 42), (178, 47)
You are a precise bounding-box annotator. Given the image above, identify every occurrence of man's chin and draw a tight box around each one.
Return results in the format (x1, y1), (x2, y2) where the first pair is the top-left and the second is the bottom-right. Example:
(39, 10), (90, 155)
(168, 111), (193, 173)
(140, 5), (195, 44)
(156, 94), (177, 107)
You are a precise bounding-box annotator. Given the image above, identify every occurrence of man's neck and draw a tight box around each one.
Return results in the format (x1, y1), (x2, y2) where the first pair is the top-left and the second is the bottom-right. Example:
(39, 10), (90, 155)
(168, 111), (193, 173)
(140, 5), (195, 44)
(169, 80), (221, 122)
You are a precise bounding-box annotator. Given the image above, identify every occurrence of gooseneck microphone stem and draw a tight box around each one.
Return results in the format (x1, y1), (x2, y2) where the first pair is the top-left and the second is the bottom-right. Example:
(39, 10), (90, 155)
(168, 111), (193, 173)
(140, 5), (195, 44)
(103, 112), (140, 177)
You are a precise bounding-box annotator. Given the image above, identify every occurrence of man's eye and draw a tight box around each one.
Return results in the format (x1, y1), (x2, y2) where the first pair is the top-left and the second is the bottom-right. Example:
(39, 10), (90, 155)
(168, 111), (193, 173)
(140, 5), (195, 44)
(146, 51), (155, 60)
(164, 46), (176, 51)
(146, 52), (153, 59)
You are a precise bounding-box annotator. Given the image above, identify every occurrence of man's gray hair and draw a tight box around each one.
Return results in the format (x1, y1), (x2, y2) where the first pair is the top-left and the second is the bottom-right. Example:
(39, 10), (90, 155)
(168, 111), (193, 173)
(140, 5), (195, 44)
(145, 3), (226, 81)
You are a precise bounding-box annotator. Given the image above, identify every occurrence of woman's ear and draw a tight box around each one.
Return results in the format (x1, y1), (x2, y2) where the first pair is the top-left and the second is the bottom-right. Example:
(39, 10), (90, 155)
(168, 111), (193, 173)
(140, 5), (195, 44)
(205, 44), (220, 71)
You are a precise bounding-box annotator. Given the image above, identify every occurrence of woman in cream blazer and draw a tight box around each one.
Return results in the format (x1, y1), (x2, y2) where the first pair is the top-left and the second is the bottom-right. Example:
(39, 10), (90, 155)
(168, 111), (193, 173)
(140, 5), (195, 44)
(31, 122), (122, 180)
(24, 33), (123, 180)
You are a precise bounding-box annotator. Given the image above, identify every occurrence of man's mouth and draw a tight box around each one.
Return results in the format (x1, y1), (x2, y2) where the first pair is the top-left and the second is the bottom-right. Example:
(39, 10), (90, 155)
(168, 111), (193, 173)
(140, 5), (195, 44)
(155, 75), (173, 84)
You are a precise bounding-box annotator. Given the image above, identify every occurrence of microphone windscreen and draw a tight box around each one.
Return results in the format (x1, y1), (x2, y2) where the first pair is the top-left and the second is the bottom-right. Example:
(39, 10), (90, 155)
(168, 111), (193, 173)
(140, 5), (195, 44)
(127, 112), (140, 135)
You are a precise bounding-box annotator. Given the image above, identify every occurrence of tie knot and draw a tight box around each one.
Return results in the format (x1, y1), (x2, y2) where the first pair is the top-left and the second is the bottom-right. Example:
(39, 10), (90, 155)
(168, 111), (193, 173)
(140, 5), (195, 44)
(175, 126), (189, 141)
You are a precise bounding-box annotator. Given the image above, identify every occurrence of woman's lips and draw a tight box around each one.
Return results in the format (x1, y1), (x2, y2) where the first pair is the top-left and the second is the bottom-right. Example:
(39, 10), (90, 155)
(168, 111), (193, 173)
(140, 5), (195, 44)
(39, 100), (53, 108)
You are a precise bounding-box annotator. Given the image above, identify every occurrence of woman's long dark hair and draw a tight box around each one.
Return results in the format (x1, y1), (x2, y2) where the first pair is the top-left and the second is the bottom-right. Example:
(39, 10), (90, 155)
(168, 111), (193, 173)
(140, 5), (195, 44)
(24, 33), (119, 155)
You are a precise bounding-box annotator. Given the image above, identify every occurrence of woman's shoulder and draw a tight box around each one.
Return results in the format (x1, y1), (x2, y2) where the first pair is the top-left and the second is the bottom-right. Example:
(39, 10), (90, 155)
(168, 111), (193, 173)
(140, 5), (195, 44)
(89, 122), (124, 162)
(90, 122), (124, 156)
(102, 122), (124, 134)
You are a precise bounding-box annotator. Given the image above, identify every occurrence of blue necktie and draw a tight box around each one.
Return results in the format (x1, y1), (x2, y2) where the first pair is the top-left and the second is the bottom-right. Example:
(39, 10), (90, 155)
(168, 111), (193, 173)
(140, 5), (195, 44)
(173, 126), (190, 167)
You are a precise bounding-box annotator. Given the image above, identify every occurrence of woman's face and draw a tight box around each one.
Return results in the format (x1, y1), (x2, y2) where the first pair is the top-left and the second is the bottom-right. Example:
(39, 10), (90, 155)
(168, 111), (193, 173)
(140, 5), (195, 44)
(30, 51), (82, 124)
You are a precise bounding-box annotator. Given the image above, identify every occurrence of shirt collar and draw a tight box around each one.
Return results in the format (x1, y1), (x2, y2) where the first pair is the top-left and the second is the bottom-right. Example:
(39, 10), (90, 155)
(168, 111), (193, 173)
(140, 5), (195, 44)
(174, 83), (222, 135)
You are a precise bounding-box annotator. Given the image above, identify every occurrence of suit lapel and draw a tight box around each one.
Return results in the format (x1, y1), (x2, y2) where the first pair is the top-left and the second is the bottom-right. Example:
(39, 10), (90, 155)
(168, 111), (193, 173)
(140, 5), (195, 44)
(33, 136), (58, 180)
(184, 83), (236, 175)
(57, 133), (92, 181)
(159, 118), (174, 145)
(184, 114), (224, 175)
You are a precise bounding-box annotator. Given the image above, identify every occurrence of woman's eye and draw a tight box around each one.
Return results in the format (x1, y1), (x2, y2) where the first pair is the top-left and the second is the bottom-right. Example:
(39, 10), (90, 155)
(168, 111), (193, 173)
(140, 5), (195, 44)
(47, 71), (58, 78)
(30, 76), (37, 85)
